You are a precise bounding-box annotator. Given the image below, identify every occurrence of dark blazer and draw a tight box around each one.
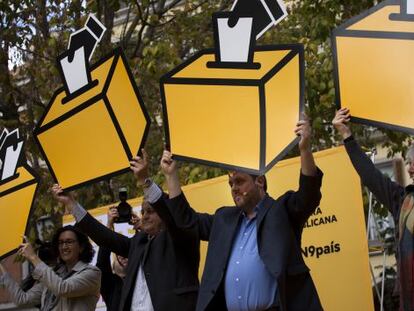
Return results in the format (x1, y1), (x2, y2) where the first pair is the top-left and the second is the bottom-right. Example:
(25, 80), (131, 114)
(167, 169), (324, 311)
(76, 195), (200, 311)
(95, 247), (124, 311)
(343, 137), (405, 230)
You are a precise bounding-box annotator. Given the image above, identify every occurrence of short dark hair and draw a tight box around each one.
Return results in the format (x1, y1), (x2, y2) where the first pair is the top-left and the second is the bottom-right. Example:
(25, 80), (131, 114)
(250, 174), (267, 192)
(52, 225), (95, 264)
(228, 171), (268, 192)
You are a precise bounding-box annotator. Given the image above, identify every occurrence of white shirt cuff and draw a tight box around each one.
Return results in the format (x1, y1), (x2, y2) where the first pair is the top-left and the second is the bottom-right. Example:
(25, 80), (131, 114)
(144, 181), (162, 204)
(72, 202), (87, 222)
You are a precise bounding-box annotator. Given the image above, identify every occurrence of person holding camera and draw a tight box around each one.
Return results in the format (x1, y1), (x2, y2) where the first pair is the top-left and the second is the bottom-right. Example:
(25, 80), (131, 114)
(0, 226), (101, 311)
(51, 149), (200, 311)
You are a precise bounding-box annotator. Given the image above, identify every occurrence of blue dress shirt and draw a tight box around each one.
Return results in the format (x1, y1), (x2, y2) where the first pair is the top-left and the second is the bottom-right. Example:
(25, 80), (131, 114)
(224, 199), (277, 311)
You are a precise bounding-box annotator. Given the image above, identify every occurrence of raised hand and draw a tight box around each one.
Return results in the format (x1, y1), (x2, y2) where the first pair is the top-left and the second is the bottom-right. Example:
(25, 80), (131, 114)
(130, 149), (149, 185)
(18, 236), (41, 266)
(51, 184), (76, 212)
(294, 113), (312, 152)
(160, 150), (177, 177)
(332, 107), (352, 139)
(161, 150), (181, 198)
(294, 113), (317, 176)
(107, 206), (119, 229)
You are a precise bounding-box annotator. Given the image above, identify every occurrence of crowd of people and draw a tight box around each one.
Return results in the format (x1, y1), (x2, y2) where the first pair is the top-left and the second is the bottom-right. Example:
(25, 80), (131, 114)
(0, 109), (413, 310)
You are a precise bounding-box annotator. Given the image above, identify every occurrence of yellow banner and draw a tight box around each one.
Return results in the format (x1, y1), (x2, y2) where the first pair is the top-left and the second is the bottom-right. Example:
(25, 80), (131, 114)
(64, 146), (373, 311)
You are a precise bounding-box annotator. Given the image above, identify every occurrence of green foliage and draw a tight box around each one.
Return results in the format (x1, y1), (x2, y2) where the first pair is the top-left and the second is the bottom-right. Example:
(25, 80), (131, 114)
(0, 0), (408, 234)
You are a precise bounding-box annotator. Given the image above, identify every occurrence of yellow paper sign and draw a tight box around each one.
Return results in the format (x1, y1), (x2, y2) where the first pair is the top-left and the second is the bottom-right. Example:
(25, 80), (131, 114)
(333, 0), (414, 133)
(0, 165), (38, 260)
(161, 45), (304, 174)
(34, 48), (150, 191)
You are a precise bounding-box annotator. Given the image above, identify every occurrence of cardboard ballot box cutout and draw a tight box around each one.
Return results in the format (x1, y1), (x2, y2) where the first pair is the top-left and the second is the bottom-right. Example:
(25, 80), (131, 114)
(161, 44), (304, 174)
(0, 129), (39, 260)
(333, 0), (414, 134)
(161, 0), (302, 174)
(0, 165), (38, 260)
(34, 48), (150, 191)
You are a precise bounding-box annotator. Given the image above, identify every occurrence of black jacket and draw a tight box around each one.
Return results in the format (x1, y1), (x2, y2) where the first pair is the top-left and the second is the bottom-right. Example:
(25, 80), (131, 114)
(77, 195), (200, 311)
(167, 169), (324, 311)
(343, 136), (414, 309)
(96, 247), (124, 311)
(344, 136), (405, 230)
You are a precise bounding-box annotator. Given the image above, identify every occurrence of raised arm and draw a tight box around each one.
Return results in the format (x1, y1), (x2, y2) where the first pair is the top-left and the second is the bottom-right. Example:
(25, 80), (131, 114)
(295, 113), (317, 177)
(51, 185), (131, 258)
(333, 107), (404, 218)
(130, 149), (178, 231)
(32, 262), (101, 298)
(0, 263), (42, 306)
(287, 115), (323, 226)
(161, 150), (214, 240)
(16, 237), (101, 298)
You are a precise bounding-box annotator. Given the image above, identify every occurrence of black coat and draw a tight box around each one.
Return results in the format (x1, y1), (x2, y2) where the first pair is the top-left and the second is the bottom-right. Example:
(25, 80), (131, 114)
(167, 169), (324, 311)
(77, 196), (200, 311)
(95, 247), (124, 311)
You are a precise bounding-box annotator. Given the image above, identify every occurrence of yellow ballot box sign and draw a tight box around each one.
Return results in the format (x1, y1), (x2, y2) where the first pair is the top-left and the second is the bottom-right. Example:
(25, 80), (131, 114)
(161, 44), (304, 174)
(0, 128), (39, 259)
(333, 0), (414, 133)
(34, 48), (150, 191)
(0, 166), (38, 260)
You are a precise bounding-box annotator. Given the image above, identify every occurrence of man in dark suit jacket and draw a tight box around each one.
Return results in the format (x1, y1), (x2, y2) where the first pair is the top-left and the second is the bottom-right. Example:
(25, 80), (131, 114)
(52, 150), (200, 311)
(159, 117), (323, 311)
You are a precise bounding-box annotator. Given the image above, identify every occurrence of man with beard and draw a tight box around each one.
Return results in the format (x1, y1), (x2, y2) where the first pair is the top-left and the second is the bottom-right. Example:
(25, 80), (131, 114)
(154, 117), (324, 311)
